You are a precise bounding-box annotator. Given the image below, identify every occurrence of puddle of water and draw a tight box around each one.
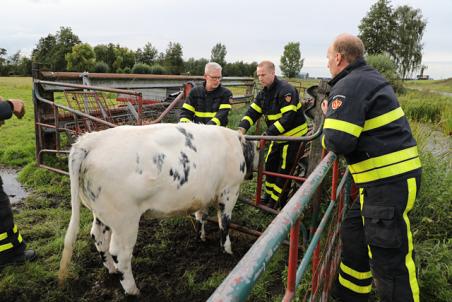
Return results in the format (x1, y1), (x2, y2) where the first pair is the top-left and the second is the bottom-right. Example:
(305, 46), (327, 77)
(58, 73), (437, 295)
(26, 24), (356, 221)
(0, 168), (28, 205)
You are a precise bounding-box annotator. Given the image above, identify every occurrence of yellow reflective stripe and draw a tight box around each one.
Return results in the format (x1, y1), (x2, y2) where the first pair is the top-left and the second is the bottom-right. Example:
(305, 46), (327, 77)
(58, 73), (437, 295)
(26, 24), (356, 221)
(281, 144), (289, 169)
(359, 189), (373, 259)
(280, 104), (297, 113)
(296, 102), (302, 109)
(211, 117), (220, 126)
(265, 181), (282, 193)
(282, 122), (308, 137)
(339, 274), (372, 294)
(179, 117), (191, 123)
(363, 107), (405, 132)
(0, 242), (14, 252)
(404, 178), (420, 302)
(265, 142), (274, 162)
(13, 225), (18, 233)
(352, 157), (422, 184)
(324, 118), (363, 138)
(219, 104), (232, 110)
(267, 113), (282, 121)
(274, 121), (285, 133)
(195, 111), (216, 118)
(242, 116), (254, 126)
(18, 233), (23, 243)
(349, 146), (419, 174)
(321, 135), (326, 149)
(250, 103), (262, 113)
(340, 262), (372, 280)
(0, 232), (7, 241)
(182, 103), (195, 112)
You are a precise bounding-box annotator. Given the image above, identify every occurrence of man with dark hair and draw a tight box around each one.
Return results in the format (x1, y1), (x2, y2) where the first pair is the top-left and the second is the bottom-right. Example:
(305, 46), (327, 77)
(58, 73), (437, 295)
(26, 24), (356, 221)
(179, 62), (232, 126)
(0, 96), (37, 268)
(322, 33), (421, 302)
(238, 61), (308, 209)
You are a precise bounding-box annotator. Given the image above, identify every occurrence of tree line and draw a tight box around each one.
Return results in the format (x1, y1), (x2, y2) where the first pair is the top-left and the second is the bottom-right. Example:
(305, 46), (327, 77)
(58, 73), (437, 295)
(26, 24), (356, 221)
(1, 0), (425, 81)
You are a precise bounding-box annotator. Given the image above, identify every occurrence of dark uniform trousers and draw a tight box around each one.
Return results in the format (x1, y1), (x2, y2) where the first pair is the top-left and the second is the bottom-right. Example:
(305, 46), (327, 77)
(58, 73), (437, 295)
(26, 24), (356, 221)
(334, 175), (421, 302)
(264, 140), (301, 206)
(0, 176), (26, 262)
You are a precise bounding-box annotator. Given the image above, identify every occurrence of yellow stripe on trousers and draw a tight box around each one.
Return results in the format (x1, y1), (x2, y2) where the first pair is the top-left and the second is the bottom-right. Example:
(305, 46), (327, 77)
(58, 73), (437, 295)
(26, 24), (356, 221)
(405, 178), (420, 302)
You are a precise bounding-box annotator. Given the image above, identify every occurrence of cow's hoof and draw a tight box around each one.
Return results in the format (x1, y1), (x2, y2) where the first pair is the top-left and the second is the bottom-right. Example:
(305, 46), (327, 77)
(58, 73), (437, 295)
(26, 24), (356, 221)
(125, 287), (140, 296)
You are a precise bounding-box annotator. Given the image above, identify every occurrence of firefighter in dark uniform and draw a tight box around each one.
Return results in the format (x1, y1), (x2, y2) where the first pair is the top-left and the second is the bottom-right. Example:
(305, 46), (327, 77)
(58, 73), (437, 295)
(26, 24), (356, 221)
(322, 34), (421, 302)
(0, 97), (37, 268)
(238, 61), (308, 209)
(179, 62), (232, 126)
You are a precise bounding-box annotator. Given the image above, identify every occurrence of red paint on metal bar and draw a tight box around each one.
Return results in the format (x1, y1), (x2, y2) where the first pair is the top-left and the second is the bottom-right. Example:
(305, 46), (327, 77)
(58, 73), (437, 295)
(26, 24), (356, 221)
(263, 171), (306, 182)
(284, 219), (300, 302)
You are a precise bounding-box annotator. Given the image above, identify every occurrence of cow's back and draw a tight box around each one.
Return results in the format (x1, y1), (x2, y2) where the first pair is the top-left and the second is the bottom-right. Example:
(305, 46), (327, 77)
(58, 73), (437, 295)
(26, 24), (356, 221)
(74, 123), (246, 217)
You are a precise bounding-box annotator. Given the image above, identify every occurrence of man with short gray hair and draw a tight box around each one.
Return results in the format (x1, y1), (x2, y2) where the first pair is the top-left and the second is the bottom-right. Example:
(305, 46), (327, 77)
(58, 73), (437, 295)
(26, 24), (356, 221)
(179, 62), (232, 126)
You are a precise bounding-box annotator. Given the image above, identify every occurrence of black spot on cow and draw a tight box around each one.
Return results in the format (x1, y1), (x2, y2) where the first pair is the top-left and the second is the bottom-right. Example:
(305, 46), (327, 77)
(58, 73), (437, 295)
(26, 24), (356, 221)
(135, 154), (143, 175)
(152, 153), (166, 173)
(112, 255), (118, 264)
(99, 251), (107, 263)
(169, 151), (191, 188)
(95, 218), (101, 225)
(83, 179), (101, 202)
(91, 234), (95, 240)
(117, 270), (124, 281)
(220, 214), (231, 246)
(240, 138), (256, 180)
(240, 161), (246, 173)
(177, 127), (197, 152)
(219, 203), (225, 212)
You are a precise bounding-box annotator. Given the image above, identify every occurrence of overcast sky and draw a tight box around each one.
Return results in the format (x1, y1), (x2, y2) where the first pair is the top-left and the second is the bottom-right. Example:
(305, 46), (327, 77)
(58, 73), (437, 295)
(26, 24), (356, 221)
(1, 0), (451, 79)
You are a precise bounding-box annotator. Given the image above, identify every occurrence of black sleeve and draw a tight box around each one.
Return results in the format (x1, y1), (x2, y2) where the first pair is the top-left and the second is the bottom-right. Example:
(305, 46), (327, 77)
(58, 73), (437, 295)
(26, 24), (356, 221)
(266, 85), (300, 135)
(238, 91), (264, 132)
(179, 90), (196, 123)
(0, 101), (13, 121)
(207, 88), (232, 126)
(322, 85), (365, 155)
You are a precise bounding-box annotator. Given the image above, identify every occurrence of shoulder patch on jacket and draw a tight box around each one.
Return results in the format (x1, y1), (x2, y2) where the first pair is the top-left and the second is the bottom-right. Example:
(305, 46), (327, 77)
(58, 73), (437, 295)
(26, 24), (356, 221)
(284, 93), (292, 103)
(331, 95), (346, 110)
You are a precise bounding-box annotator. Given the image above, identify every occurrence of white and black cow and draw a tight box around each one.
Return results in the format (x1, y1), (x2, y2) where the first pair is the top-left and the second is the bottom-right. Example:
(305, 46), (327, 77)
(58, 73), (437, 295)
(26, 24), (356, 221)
(58, 123), (258, 295)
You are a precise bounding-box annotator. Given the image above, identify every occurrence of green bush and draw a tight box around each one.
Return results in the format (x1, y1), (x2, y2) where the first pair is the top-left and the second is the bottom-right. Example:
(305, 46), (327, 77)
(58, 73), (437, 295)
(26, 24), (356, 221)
(367, 54), (405, 93)
(93, 61), (109, 73)
(132, 63), (151, 74)
(149, 64), (167, 75)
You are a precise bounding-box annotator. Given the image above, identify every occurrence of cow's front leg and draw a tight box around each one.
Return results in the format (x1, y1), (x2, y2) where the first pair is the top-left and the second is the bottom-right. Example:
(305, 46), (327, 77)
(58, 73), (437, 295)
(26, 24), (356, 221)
(217, 186), (240, 254)
(90, 215), (117, 274)
(194, 210), (208, 241)
(109, 216), (140, 296)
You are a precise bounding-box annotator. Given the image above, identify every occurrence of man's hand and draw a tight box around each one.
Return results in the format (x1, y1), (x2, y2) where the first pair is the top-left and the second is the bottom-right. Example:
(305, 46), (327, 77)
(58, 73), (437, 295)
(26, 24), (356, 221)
(321, 99), (328, 115)
(8, 99), (25, 119)
(237, 127), (246, 135)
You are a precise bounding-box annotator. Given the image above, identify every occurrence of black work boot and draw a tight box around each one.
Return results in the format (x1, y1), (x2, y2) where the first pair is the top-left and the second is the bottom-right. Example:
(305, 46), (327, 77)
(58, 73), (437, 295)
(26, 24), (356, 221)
(0, 249), (37, 268)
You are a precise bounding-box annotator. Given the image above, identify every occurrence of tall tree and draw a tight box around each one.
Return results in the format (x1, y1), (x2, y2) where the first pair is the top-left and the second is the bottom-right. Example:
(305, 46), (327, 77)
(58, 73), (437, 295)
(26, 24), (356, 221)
(210, 43), (227, 66)
(358, 0), (395, 55)
(280, 42), (304, 78)
(392, 5), (426, 79)
(32, 26), (80, 71)
(136, 42), (158, 65)
(65, 43), (96, 71)
(184, 57), (209, 75)
(164, 42), (184, 74)
(358, 1), (426, 79)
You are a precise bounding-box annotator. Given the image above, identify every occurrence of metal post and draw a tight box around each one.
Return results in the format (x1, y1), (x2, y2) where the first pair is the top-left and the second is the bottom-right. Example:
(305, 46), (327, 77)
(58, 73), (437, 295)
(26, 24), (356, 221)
(283, 218), (300, 302)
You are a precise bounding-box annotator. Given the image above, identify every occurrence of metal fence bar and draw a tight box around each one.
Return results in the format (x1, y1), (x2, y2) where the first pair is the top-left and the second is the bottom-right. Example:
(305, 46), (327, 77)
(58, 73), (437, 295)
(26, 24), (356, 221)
(207, 152), (337, 302)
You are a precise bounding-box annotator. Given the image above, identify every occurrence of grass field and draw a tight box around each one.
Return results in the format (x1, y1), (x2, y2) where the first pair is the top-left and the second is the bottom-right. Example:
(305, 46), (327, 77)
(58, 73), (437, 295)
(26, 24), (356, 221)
(0, 77), (451, 301)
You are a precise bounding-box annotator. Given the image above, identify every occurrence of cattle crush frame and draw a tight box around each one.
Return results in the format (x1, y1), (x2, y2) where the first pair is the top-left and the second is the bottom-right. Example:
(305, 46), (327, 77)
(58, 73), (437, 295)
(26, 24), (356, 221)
(32, 66), (349, 301)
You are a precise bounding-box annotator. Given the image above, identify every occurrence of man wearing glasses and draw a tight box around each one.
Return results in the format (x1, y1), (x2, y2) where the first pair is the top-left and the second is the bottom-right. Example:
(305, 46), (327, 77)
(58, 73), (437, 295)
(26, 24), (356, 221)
(179, 62), (232, 126)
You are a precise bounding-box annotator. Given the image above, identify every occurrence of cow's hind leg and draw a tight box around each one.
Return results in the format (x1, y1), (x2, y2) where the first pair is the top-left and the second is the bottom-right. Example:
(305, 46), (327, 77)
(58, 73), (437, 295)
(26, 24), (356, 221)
(109, 215), (140, 295)
(217, 185), (240, 254)
(90, 215), (117, 273)
(194, 210), (208, 241)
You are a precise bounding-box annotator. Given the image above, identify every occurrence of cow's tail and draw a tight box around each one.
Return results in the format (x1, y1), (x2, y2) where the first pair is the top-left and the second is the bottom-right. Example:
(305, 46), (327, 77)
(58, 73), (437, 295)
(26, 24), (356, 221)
(58, 144), (86, 284)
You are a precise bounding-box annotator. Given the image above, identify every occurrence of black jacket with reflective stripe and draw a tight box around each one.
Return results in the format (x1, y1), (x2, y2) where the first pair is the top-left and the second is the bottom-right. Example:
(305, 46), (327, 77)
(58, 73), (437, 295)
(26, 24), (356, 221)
(322, 58), (421, 187)
(179, 83), (232, 126)
(239, 77), (306, 136)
